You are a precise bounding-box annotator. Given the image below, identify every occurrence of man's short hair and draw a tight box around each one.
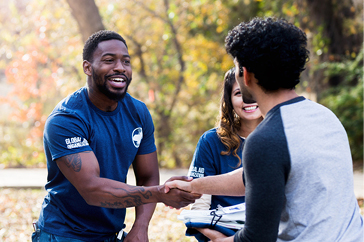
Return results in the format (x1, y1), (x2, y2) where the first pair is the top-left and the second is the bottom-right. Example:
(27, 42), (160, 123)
(225, 17), (309, 91)
(83, 30), (128, 62)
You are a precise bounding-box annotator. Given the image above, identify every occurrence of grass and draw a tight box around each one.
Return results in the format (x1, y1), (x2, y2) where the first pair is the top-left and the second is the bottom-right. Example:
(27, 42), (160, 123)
(0, 188), (195, 242)
(0, 188), (363, 242)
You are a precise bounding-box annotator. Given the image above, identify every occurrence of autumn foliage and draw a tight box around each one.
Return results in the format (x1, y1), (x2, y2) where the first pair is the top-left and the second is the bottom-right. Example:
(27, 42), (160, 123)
(0, 0), (362, 168)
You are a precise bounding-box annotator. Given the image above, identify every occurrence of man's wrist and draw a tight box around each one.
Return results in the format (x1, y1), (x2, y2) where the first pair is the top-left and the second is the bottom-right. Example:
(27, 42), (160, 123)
(154, 184), (165, 203)
(190, 178), (197, 194)
(131, 220), (149, 230)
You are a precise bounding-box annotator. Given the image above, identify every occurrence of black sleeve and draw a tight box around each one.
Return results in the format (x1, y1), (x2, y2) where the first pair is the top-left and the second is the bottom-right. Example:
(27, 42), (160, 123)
(234, 129), (291, 242)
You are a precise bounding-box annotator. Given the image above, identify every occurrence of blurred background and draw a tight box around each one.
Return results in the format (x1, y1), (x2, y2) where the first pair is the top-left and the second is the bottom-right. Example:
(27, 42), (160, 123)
(0, 0), (362, 169)
(0, 1), (363, 241)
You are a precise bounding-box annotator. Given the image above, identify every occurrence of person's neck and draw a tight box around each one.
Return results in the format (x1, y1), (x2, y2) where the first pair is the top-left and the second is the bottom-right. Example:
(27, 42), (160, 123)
(238, 117), (263, 138)
(255, 89), (299, 118)
(87, 85), (118, 112)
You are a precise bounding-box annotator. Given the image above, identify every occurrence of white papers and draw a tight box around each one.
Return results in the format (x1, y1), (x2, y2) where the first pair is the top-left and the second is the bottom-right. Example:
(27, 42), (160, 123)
(220, 203), (246, 214)
(178, 203), (246, 230)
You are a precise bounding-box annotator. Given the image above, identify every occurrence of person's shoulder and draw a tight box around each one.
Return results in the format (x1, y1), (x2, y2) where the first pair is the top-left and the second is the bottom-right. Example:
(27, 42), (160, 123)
(47, 87), (88, 122)
(247, 120), (276, 145)
(201, 128), (218, 138)
(198, 128), (220, 144)
(123, 93), (148, 109)
(302, 98), (332, 113)
(281, 97), (340, 124)
(123, 93), (142, 104)
(54, 87), (87, 113)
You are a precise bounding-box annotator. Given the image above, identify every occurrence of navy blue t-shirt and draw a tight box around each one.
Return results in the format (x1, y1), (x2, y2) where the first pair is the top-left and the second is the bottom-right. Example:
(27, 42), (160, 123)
(188, 128), (245, 208)
(188, 128), (245, 242)
(37, 87), (156, 241)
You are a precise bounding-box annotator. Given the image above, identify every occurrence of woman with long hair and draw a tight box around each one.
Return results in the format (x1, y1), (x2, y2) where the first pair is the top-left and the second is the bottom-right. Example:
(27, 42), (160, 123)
(186, 67), (263, 242)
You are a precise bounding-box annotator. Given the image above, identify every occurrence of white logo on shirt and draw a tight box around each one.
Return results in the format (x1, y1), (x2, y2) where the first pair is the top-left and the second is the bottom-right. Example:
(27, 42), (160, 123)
(132, 127), (143, 148)
(188, 166), (205, 178)
(65, 137), (89, 149)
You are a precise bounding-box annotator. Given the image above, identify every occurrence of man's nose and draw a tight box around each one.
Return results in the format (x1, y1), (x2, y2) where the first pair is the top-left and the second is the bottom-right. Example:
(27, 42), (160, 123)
(113, 60), (126, 72)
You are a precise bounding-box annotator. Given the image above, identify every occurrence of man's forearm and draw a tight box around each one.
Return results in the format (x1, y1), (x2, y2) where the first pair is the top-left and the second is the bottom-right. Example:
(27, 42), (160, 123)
(80, 177), (163, 208)
(134, 203), (156, 225)
(129, 203), (156, 241)
(81, 176), (199, 209)
(191, 168), (245, 196)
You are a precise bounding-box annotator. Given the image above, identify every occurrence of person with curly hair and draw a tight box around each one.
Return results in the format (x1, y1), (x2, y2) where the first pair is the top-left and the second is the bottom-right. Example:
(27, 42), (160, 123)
(186, 67), (262, 241)
(166, 17), (363, 242)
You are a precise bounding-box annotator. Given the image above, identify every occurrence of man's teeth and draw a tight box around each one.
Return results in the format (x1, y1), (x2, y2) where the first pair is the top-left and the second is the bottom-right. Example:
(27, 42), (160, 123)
(111, 78), (125, 82)
(243, 106), (257, 111)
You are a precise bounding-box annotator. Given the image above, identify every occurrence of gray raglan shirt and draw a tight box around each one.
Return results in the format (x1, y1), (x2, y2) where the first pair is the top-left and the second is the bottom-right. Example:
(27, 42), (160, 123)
(234, 96), (364, 242)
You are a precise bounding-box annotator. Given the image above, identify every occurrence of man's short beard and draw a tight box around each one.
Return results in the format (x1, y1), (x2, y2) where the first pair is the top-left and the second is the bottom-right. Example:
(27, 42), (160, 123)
(92, 70), (131, 101)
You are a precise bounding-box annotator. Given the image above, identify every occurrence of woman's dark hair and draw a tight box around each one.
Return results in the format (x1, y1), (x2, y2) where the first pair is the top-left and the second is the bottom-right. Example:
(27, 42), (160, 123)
(216, 67), (242, 166)
(82, 30), (128, 62)
(225, 17), (309, 91)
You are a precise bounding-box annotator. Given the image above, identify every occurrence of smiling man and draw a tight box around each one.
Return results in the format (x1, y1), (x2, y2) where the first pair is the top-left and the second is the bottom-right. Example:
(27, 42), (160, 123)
(32, 30), (200, 242)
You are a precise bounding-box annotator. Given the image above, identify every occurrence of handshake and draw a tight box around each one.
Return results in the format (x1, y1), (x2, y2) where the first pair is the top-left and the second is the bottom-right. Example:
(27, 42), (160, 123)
(160, 176), (201, 209)
(159, 169), (244, 209)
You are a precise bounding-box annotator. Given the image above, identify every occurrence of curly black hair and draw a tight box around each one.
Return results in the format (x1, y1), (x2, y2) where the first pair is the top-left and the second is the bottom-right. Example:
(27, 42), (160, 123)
(82, 30), (128, 62)
(225, 17), (309, 91)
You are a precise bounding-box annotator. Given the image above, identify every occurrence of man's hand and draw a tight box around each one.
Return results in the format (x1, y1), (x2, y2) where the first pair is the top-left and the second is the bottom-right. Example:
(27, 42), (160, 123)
(164, 169), (245, 197)
(164, 177), (194, 193)
(197, 228), (234, 242)
(158, 176), (201, 209)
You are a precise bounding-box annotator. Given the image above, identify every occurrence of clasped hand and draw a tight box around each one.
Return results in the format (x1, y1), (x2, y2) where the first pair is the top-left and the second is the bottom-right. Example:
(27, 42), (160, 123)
(160, 176), (201, 209)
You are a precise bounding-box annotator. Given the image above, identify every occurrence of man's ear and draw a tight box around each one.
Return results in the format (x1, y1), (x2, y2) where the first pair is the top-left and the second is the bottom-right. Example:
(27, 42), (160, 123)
(243, 67), (251, 87)
(83, 60), (92, 76)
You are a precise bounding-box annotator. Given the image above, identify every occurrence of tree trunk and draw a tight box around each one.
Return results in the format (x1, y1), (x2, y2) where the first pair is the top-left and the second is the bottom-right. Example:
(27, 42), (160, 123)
(299, 0), (362, 100)
(305, 0), (361, 59)
(65, 0), (105, 43)
(156, 111), (171, 161)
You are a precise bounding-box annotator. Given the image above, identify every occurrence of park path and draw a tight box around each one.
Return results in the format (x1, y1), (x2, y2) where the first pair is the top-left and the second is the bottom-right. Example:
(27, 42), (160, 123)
(0, 168), (189, 188)
(0, 168), (363, 199)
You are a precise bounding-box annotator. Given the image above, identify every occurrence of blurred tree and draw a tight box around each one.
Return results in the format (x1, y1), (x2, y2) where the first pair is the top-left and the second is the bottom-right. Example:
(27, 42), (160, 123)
(1, 0), (231, 168)
(278, 0), (363, 161)
(65, 0), (105, 42)
(186, 0), (261, 43)
(0, 0), (362, 168)
(320, 49), (363, 162)
(0, 0), (83, 167)
(97, 0), (231, 167)
(267, 0), (363, 101)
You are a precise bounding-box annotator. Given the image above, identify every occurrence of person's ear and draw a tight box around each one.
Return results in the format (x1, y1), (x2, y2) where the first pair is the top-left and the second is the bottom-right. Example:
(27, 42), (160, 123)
(243, 67), (251, 87)
(243, 67), (258, 87)
(83, 60), (92, 76)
